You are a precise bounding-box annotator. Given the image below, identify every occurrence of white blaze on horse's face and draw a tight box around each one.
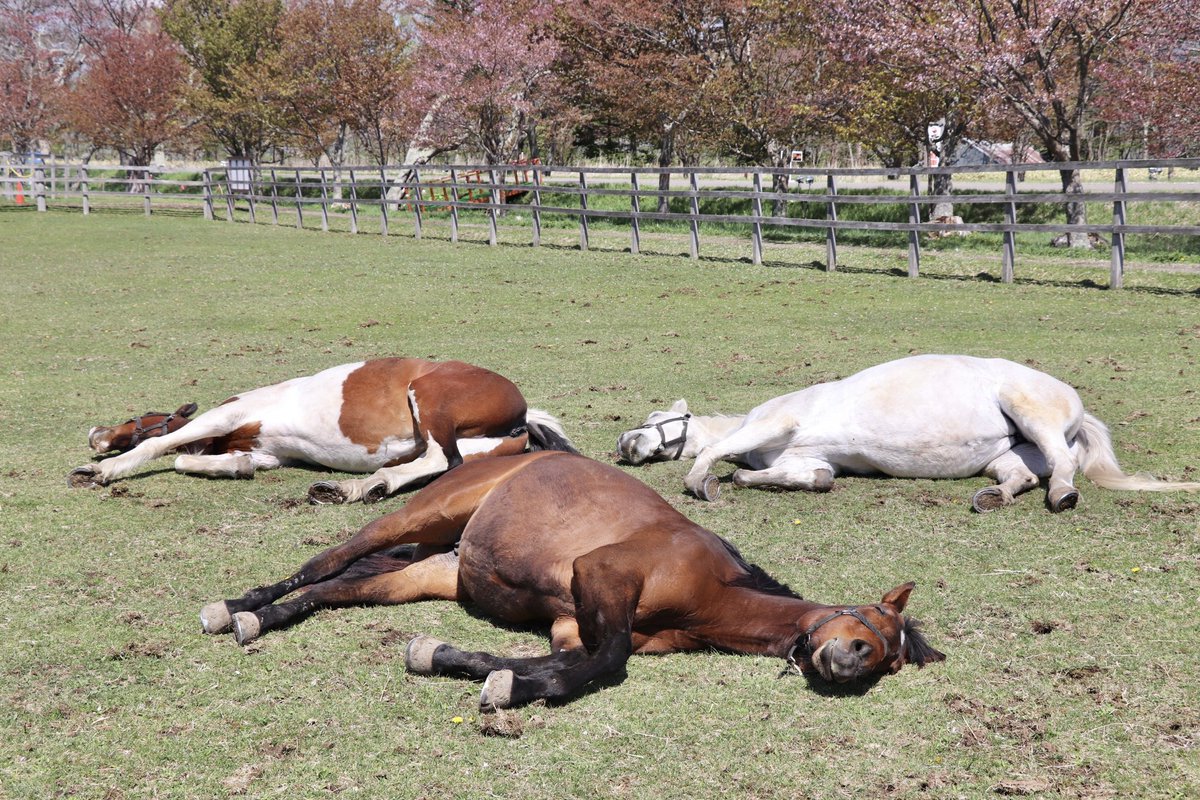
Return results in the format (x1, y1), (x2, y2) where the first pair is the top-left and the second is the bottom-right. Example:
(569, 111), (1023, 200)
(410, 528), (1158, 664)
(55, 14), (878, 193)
(617, 400), (691, 464)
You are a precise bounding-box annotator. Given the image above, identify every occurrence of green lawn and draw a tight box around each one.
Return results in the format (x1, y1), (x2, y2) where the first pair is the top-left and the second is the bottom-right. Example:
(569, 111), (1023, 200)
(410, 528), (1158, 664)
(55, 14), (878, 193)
(0, 210), (1197, 798)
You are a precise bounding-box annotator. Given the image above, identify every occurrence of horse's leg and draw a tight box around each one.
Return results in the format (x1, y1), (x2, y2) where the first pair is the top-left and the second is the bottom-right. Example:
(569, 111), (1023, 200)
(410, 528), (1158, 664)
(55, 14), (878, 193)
(173, 451), (281, 479)
(684, 419), (800, 500)
(973, 444), (1044, 512)
(201, 458), (521, 633)
(731, 456), (837, 492)
(473, 546), (643, 708)
(998, 394), (1083, 512)
(69, 405), (249, 487)
(229, 550), (460, 644)
(407, 615), (585, 678)
(309, 432), (449, 504)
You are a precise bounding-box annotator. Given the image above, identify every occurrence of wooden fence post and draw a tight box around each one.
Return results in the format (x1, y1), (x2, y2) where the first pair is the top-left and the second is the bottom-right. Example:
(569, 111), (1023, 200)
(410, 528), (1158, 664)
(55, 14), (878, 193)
(688, 171), (701, 259)
(531, 168), (542, 247)
(630, 171), (642, 255)
(202, 170), (213, 221)
(318, 169), (329, 232)
(449, 167), (460, 244)
(268, 168), (280, 225)
(826, 174), (838, 272)
(34, 165), (47, 212)
(488, 168), (499, 246)
(348, 168), (359, 234)
(751, 171), (763, 265)
(81, 166), (90, 216)
(578, 171), (590, 251)
(411, 167), (423, 240)
(1002, 170), (1017, 283)
(293, 169), (304, 229)
(246, 169), (258, 224)
(224, 171), (235, 222)
(1111, 167), (1127, 289)
(142, 168), (152, 216)
(378, 167), (389, 236)
(906, 173), (921, 277)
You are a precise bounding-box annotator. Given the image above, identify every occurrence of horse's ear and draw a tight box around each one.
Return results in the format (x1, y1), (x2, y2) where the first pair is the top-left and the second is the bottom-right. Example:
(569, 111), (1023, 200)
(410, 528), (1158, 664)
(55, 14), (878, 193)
(177, 402), (199, 418)
(670, 399), (689, 414)
(880, 581), (916, 613)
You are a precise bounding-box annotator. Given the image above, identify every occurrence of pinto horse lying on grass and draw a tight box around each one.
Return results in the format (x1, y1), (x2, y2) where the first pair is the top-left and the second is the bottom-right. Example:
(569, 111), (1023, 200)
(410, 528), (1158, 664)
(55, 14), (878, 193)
(199, 452), (943, 708)
(618, 354), (1200, 512)
(70, 358), (577, 504)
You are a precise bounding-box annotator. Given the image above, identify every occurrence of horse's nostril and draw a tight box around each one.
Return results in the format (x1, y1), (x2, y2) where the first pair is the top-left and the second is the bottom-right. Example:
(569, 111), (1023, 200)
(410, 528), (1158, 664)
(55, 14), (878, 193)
(852, 639), (872, 657)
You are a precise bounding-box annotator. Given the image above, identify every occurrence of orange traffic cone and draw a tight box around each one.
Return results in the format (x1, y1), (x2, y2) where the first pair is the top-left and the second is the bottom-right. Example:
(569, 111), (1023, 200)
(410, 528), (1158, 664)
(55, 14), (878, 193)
(15, 180), (24, 205)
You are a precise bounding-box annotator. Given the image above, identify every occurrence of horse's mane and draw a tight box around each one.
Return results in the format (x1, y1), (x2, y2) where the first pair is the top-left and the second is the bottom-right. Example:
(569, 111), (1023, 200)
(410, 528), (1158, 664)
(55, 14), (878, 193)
(719, 538), (802, 598)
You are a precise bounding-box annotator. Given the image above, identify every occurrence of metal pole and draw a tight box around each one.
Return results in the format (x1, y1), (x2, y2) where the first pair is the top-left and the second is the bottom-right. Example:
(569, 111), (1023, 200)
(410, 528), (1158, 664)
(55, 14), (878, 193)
(81, 166), (90, 216)
(143, 167), (152, 216)
(34, 165), (46, 212)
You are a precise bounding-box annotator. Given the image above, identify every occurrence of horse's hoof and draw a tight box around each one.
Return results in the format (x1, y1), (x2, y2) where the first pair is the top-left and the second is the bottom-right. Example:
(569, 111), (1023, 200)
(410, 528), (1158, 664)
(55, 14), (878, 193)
(67, 465), (104, 489)
(200, 601), (233, 634)
(971, 487), (1010, 513)
(811, 469), (834, 493)
(480, 669), (515, 710)
(233, 454), (255, 479)
(405, 635), (447, 675)
(307, 481), (347, 505)
(1049, 489), (1080, 513)
(231, 612), (261, 645)
(690, 474), (720, 501)
(362, 483), (389, 504)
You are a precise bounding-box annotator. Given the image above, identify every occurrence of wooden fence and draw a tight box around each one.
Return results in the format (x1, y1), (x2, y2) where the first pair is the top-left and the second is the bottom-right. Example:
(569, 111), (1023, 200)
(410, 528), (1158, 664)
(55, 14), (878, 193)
(5, 158), (1200, 289)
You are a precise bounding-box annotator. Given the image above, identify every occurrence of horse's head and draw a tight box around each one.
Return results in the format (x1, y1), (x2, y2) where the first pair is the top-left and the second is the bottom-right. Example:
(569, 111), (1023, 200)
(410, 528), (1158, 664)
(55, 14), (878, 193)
(791, 582), (945, 684)
(88, 403), (198, 454)
(616, 399), (693, 464)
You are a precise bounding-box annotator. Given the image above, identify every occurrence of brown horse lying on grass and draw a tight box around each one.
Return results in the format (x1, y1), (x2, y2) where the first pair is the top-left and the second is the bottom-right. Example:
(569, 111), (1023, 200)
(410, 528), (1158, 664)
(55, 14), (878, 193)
(200, 452), (943, 708)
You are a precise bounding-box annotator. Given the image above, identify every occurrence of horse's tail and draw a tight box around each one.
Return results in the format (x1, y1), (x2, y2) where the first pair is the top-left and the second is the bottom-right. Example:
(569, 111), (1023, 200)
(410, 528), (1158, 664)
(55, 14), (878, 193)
(1076, 413), (1200, 492)
(525, 408), (580, 454)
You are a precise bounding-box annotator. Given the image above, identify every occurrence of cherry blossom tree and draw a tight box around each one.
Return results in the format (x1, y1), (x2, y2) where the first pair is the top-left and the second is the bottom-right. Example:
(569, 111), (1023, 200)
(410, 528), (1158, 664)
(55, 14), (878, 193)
(0, 0), (78, 153)
(826, 0), (1197, 247)
(406, 0), (565, 165)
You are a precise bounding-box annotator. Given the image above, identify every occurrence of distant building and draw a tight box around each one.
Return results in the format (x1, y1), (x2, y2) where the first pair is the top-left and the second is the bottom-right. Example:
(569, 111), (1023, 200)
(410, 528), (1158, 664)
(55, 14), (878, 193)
(949, 139), (1045, 167)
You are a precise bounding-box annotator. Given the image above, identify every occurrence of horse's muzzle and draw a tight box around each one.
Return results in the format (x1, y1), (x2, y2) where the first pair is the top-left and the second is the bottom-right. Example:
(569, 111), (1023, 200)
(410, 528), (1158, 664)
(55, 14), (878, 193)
(811, 639), (870, 683)
(616, 432), (654, 464)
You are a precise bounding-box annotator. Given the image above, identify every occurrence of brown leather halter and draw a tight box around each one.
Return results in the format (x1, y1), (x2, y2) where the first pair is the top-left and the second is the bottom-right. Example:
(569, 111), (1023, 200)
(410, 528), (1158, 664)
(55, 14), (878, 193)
(125, 408), (190, 448)
(785, 605), (899, 672)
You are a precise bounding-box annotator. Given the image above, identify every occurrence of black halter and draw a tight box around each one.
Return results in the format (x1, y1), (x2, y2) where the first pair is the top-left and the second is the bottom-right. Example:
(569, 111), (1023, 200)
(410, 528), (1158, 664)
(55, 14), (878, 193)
(786, 606), (897, 671)
(633, 413), (691, 460)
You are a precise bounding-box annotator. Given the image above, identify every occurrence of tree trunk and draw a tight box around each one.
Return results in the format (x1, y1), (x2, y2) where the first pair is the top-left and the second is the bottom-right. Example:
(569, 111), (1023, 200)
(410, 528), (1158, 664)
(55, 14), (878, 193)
(931, 172), (954, 221)
(1059, 168), (1090, 248)
(657, 124), (675, 214)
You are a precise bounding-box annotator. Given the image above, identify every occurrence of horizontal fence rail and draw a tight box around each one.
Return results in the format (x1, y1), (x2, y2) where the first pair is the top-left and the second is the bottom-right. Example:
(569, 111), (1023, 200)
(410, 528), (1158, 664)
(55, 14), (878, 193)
(5, 158), (1200, 289)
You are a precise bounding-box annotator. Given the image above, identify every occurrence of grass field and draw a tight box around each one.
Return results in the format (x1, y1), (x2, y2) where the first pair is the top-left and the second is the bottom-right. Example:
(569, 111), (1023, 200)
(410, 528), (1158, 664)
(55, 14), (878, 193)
(1, 209), (1197, 799)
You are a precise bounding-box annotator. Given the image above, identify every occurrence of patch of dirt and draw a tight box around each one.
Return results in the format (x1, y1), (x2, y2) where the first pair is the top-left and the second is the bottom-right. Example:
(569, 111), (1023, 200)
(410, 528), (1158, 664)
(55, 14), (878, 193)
(107, 640), (172, 660)
(994, 778), (1052, 795)
(479, 709), (527, 738)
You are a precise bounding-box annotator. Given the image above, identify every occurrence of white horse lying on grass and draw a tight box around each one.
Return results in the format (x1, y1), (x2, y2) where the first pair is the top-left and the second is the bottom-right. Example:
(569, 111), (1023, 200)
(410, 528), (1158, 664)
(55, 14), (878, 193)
(617, 354), (1199, 512)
